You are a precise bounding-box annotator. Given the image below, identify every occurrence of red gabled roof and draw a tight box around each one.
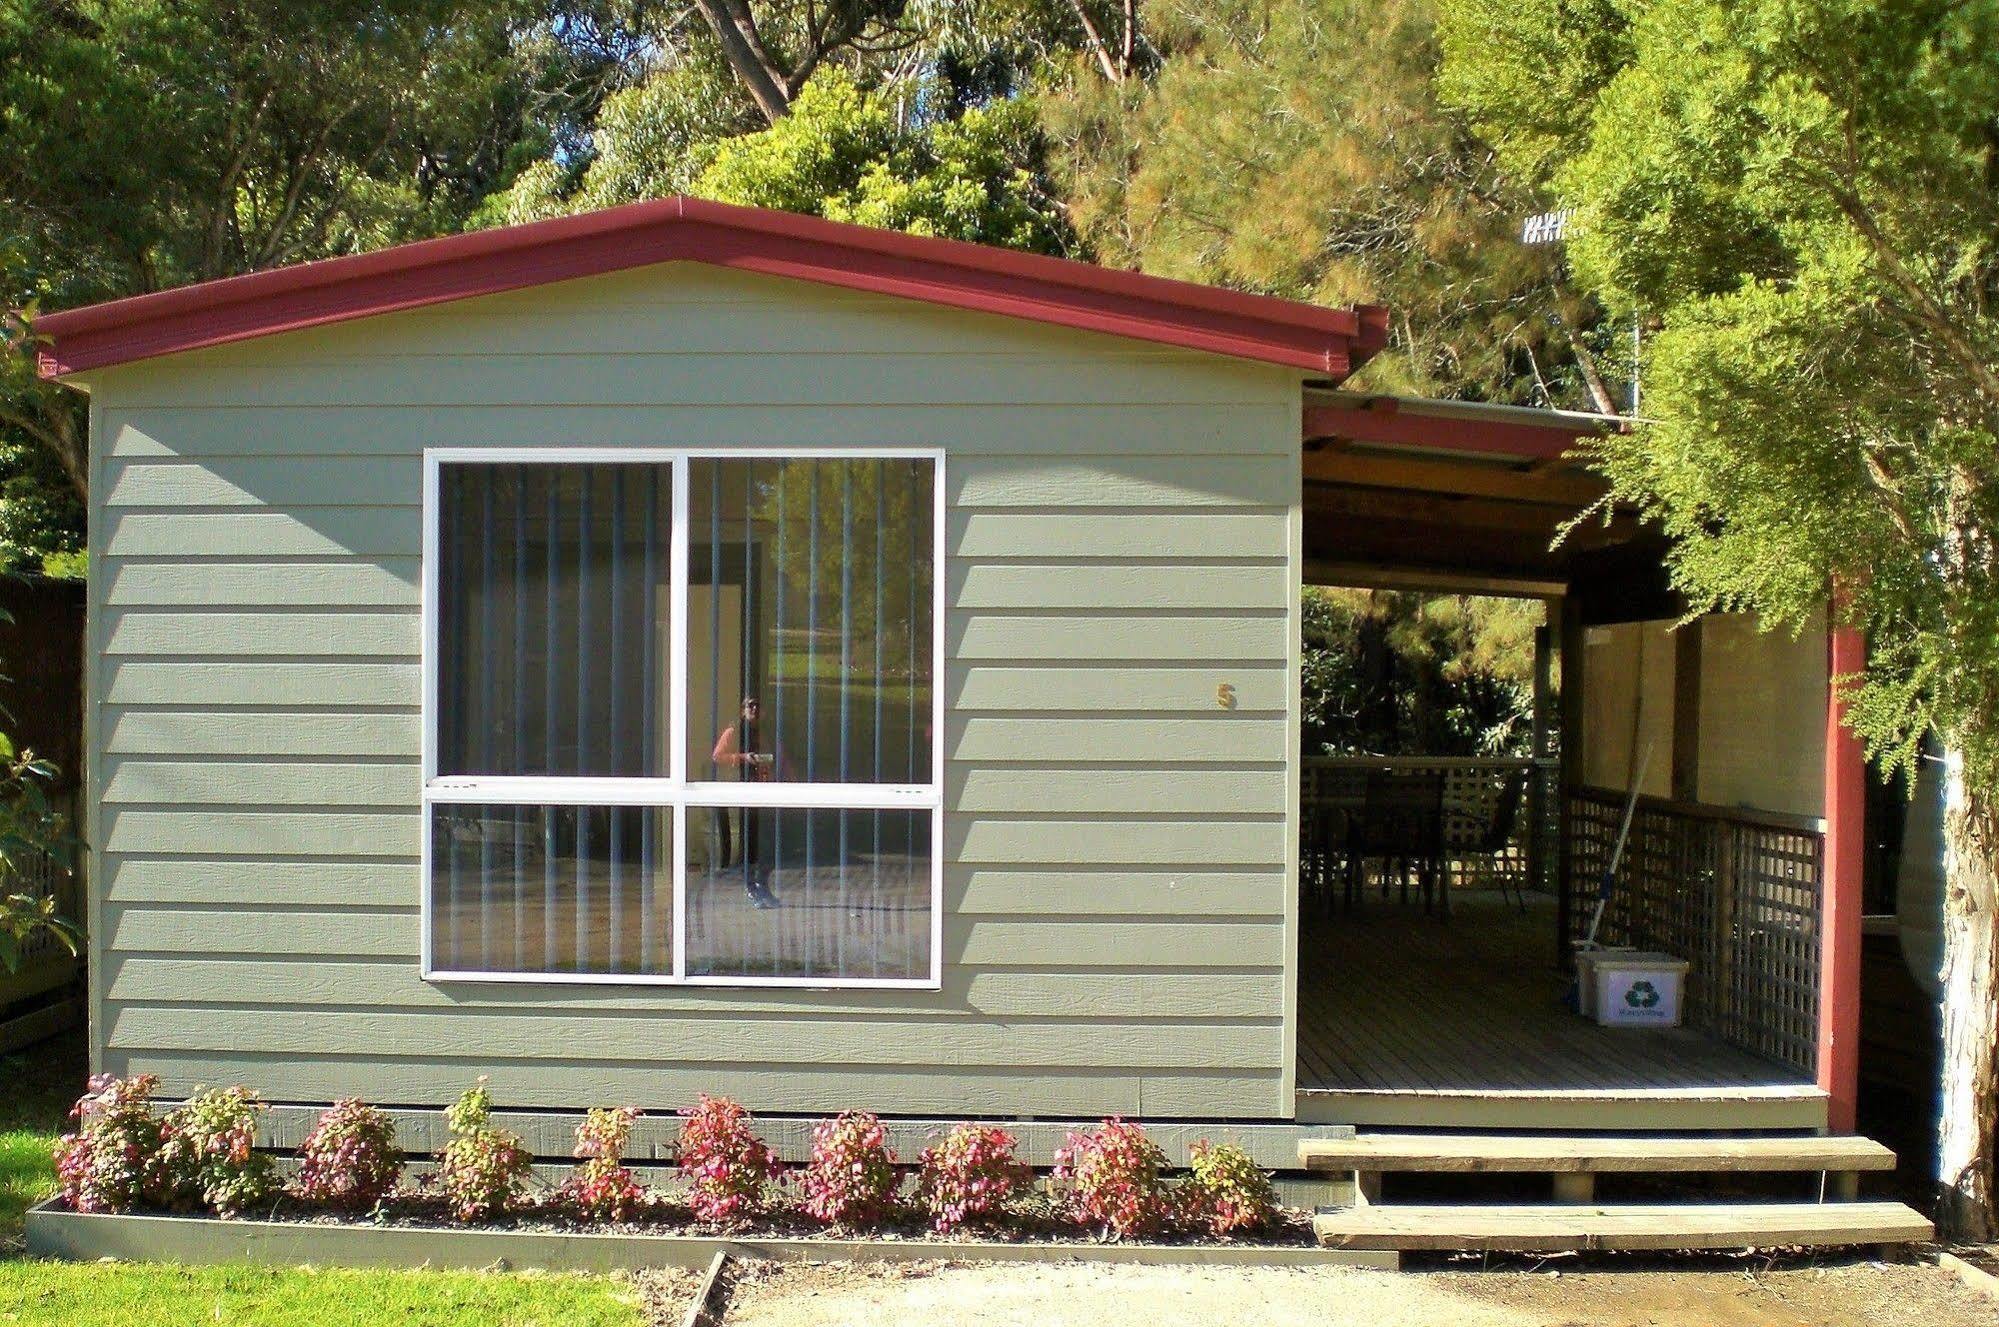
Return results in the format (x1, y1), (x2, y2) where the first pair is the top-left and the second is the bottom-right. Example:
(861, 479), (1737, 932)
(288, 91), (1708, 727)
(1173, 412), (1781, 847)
(34, 195), (1390, 379)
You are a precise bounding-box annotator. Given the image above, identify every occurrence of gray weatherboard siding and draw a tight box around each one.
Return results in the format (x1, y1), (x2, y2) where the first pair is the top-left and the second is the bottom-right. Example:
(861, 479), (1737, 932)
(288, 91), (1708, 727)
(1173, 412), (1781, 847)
(84, 262), (1305, 1119)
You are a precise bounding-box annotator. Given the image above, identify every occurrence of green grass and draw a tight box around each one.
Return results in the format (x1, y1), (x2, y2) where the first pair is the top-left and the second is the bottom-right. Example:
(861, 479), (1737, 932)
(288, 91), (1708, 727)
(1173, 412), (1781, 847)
(0, 1032), (643, 1327)
(0, 1262), (641, 1326)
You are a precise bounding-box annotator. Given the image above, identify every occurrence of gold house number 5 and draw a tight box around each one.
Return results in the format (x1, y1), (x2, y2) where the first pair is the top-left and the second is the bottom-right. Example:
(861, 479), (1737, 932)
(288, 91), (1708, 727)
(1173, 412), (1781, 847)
(1215, 682), (1237, 710)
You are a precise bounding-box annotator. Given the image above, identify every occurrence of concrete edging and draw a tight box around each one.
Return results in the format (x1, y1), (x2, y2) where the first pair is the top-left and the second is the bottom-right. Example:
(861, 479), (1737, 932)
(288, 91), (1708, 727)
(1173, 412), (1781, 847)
(23, 1201), (1400, 1272)
(1937, 1250), (1999, 1303)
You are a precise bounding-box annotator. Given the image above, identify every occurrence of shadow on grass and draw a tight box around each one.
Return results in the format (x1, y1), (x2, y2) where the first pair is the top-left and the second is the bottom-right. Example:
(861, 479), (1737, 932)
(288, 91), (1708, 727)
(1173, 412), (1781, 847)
(1, 1026), (85, 1250)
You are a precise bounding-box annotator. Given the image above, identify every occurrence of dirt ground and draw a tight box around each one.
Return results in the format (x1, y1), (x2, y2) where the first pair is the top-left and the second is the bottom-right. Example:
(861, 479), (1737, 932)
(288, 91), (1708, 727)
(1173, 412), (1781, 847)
(710, 1255), (1997, 1327)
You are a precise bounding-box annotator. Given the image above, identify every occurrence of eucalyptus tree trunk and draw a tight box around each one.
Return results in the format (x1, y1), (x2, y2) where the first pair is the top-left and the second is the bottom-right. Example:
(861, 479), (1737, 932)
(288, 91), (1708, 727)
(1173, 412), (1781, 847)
(1936, 745), (1998, 1241)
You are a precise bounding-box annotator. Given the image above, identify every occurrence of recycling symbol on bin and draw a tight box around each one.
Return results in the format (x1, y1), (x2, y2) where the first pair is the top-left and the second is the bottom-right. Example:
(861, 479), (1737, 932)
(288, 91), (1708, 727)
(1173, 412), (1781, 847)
(1625, 980), (1663, 1010)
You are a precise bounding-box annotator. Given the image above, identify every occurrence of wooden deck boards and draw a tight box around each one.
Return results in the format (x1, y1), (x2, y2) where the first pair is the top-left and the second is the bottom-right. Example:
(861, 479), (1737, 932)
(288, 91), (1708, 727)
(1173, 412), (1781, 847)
(1297, 893), (1813, 1096)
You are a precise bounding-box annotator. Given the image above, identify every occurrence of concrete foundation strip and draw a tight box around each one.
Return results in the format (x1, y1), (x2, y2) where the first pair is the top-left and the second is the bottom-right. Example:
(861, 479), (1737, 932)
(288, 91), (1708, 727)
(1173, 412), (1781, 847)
(23, 1201), (1400, 1272)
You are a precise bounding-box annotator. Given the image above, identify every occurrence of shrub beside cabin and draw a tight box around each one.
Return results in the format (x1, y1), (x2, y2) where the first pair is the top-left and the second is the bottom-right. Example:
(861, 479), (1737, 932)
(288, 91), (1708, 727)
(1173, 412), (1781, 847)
(38, 198), (1876, 1149)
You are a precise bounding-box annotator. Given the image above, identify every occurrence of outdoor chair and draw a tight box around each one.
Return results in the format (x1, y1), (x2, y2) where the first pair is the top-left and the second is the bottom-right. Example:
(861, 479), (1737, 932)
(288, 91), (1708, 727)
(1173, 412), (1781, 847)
(1454, 769), (1529, 912)
(1345, 767), (1448, 915)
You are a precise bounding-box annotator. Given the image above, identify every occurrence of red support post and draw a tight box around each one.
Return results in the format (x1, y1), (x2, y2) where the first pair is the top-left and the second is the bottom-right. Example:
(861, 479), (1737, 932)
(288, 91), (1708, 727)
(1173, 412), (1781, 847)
(1819, 623), (1866, 1133)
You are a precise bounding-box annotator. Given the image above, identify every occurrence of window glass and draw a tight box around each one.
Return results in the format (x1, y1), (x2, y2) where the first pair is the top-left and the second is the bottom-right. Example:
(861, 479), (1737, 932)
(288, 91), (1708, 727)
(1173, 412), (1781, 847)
(430, 803), (671, 975)
(428, 454), (938, 987)
(436, 463), (672, 777)
(687, 458), (933, 786)
(684, 806), (933, 981)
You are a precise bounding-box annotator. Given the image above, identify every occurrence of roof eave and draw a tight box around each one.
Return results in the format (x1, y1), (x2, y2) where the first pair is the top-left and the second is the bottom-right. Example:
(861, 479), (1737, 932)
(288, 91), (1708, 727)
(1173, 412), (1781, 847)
(36, 196), (1379, 379)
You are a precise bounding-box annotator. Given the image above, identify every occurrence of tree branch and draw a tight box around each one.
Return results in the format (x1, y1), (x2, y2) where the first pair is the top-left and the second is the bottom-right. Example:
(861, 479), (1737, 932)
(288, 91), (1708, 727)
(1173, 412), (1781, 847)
(1065, 0), (1126, 84)
(0, 399), (86, 501)
(692, 0), (793, 122)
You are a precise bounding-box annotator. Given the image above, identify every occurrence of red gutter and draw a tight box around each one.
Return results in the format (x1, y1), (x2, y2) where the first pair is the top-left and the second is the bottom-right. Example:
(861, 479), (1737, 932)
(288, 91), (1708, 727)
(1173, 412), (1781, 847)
(1302, 402), (1596, 461)
(1819, 621), (1866, 1133)
(35, 196), (1390, 379)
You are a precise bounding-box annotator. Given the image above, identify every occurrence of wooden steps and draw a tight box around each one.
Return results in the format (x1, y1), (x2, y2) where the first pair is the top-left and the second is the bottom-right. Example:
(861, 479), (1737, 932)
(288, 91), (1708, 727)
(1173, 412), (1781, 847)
(1312, 1201), (1934, 1253)
(1301, 1131), (1932, 1256)
(1299, 1132), (1898, 1176)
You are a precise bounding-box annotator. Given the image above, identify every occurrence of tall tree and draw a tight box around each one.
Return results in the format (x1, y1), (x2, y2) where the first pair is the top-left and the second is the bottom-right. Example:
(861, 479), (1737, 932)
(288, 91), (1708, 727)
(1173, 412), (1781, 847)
(0, 0), (595, 530)
(1042, 0), (1624, 408)
(1443, 0), (1999, 1235)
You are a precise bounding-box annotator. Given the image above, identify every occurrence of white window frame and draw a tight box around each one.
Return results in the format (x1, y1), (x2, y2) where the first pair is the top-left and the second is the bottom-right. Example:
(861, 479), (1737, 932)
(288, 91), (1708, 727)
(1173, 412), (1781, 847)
(419, 445), (946, 990)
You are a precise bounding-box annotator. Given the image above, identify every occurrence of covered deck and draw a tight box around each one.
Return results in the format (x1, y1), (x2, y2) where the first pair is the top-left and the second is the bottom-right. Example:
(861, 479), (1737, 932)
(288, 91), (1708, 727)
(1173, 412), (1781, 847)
(1296, 891), (1822, 1129)
(1292, 392), (1848, 1133)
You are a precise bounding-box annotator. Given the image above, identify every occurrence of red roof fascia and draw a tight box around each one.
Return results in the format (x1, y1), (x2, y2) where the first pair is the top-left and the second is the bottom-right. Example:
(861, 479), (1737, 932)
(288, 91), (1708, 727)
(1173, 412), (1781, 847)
(35, 196), (1391, 379)
(1301, 403), (1598, 461)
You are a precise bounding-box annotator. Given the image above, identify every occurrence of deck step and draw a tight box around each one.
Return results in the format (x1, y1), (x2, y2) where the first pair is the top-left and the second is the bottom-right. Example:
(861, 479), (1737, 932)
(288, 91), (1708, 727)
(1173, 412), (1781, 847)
(1299, 1133), (1897, 1175)
(1312, 1200), (1933, 1253)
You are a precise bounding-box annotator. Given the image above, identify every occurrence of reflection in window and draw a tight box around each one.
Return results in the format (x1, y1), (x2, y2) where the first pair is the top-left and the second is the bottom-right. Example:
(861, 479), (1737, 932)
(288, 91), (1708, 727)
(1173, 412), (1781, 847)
(688, 458), (933, 789)
(685, 806), (932, 981)
(427, 453), (939, 987)
(430, 803), (671, 975)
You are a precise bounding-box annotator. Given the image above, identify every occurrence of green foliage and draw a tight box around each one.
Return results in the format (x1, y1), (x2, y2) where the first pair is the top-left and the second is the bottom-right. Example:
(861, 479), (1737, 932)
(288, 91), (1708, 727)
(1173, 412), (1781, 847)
(0, 716), (76, 974)
(694, 70), (1071, 252)
(52, 1073), (168, 1214)
(1041, 0), (1606, 406)
(0, 0), (597, 555)
(431, 1077), (533, 1221)
(159, 1086), (277, 1218)
(798, 1109), (900, 1228)
(1052, 1116), (1171, 1239)
(294, 1098), (405, 1213)
(1449, 0), (1999, 799)
(914, 1122), (1031, 1233)
(1303, 588), (1540, 758)
(1178, 1139), (1278, 1236)
(558, 1105), (649, 1222)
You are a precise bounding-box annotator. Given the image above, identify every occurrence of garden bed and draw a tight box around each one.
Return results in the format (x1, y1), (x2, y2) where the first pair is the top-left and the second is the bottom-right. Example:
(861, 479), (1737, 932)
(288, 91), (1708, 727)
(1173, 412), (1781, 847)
(23, 1200), (1397, 1271)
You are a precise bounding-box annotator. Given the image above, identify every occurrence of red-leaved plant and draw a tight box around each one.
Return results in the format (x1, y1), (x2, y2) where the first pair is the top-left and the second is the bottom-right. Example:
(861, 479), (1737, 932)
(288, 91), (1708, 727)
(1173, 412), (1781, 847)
(294, 1098), (404, 1212)
(429, 1077), (533, 1221)
(676, 1094), (781, 1225)
(559, 1106), (649, 1222)
(1052, 1117), (1171, 1239)
(799, 1110), (900, 1228)
(52, 1073), (169, 1214)
(158, 1085), (277, 1217)
(914, 1122), (1031, 1233)
(1178, 1139), (1278, 1236)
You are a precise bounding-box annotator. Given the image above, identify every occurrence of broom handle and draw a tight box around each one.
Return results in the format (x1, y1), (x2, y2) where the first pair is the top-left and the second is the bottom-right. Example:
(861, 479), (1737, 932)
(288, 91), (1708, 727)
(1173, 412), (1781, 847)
(1583, 739), (1653, 951)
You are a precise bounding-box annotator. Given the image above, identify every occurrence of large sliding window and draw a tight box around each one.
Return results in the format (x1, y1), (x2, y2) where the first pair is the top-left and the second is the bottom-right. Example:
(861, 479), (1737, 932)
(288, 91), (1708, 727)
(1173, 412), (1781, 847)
(423, 450), (941, 988)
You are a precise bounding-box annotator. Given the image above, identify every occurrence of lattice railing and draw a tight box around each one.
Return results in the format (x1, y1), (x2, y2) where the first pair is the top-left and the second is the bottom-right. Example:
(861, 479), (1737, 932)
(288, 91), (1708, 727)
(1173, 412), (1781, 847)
(1564, 788), (1823, 1076)
(1303, 756), (1557, 894)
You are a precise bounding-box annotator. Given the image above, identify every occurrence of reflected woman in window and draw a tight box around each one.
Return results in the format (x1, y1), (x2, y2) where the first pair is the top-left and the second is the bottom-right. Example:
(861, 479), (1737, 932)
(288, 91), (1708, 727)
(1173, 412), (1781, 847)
(712, 695), (781, 909)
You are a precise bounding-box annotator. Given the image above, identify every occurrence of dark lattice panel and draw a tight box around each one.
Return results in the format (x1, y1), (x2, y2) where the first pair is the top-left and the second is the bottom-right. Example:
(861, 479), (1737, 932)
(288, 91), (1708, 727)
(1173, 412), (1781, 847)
(1565, 789), (1822, 1076)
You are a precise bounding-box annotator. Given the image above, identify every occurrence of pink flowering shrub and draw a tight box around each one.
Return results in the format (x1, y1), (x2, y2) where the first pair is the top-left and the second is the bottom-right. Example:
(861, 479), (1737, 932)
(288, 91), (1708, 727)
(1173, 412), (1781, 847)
(799, 1111), (900, 1228)
(676, 1094), (781, 1225)
(1178, 1140), (1278, 1236)
(1052, 1117), (1171, 1239)
(914, 1123), (1031, 1233)
(294, 1099), (405, 1212)
(158, 1086), (277, 1217)
(429, 1078), (533, 1221)
(52, 1073), (169, 1214)
(559, 1106), (649, 1222)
